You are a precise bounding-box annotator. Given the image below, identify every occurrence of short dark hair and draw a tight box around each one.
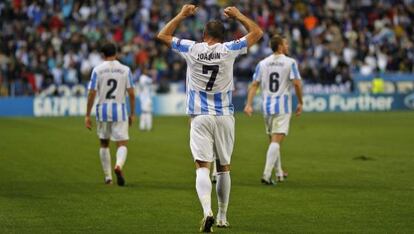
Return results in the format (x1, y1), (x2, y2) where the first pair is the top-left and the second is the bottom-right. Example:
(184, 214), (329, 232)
(100, 42), (117, 57)
(270, 35), (285, 52)
(204, 20), (225, 41)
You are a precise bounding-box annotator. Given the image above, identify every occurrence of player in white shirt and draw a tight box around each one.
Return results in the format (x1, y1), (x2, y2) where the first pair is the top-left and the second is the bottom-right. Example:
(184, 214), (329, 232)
(244, 35), (303, 185)
(138, 67), (153, 131)
(157, 4), (262, 232)
(85, 42), (135, 186)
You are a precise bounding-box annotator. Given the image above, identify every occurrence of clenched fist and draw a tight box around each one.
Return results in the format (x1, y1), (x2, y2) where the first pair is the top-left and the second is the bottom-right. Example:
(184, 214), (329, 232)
(179, 4), (198, 18)
(223, 6), (241, 18)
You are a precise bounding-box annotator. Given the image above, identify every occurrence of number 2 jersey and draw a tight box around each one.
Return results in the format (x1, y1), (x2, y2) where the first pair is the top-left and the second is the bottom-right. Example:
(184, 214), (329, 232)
(171, 36), (248, 116)
(253, 54), (301, 116)
(88, 60), (134, 122)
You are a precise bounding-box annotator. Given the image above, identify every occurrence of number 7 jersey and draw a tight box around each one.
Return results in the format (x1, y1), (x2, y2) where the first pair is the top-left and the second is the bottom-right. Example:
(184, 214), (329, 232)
(171, 36), (248, 116)
(88, 60), (134, 122)
(253, 54), (301, 116)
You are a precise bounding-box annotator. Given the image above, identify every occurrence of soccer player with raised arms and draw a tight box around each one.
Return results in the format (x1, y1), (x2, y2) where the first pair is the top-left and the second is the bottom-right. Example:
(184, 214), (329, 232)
(85, 42), (135, 186)
(244, 35), (303, 185)
(157, 4), (262, 232)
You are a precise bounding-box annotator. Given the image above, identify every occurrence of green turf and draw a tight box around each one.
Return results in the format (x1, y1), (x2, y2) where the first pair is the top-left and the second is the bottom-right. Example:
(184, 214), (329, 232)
(0, 112), (413, 233)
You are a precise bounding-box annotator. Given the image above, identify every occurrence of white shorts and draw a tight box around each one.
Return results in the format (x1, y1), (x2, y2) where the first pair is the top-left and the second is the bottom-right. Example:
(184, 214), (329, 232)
(264, 114), (291, 136)
(97, 121), (129, 141)
(190, 115), (234, 166)
(140, 97), (152, 113)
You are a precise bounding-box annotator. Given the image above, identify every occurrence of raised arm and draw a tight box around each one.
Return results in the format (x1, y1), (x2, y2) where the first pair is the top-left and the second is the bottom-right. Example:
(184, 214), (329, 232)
(224, 6), (263, 48)
(157, 4), (198, 46)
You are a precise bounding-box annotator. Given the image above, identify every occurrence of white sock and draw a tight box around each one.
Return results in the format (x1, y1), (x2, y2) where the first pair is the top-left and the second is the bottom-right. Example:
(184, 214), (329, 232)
(115, 146), (127, 169)
(139, 114), (145, 130)
(216, 171), (231, 222)
(144, 113), (150, 130)
(263, 142), (279, 179)
(196, 167), (213, 217)
(99, 148), (112, 180)
(275, 151), (283, 176)
(140, 113), (152, 130)
(147, 113), (152, 130)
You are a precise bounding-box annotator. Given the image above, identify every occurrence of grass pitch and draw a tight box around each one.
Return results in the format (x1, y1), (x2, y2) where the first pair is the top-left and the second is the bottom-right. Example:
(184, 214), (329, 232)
(0, 112), (413, 233)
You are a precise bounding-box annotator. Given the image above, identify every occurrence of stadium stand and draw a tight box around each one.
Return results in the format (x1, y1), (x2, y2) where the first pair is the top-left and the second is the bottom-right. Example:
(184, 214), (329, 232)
(0, 0), (413, 96)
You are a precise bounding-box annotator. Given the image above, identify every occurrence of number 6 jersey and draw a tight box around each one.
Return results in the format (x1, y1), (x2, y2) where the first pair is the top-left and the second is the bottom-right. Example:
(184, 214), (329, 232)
(88, 60), (134, 122)
(253, 54), (301, 116)
(171, 36), (248, 116)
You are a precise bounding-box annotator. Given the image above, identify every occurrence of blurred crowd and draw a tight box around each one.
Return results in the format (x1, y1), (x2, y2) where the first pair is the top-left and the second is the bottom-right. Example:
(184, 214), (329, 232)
(0, 0), (414, 96)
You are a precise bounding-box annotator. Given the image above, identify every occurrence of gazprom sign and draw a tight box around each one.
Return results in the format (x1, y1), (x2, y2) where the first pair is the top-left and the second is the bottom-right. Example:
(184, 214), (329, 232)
(33, 97), (87, 116)
(0, 93), (413, 117)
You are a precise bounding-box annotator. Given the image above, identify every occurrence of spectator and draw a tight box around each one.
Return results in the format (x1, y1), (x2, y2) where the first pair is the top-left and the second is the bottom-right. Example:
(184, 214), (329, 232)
(0, 0), (413, 96)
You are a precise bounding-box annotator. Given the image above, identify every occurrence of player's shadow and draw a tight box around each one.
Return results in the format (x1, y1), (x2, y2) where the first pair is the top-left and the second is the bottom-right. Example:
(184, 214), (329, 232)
(353, 155), (376, 161)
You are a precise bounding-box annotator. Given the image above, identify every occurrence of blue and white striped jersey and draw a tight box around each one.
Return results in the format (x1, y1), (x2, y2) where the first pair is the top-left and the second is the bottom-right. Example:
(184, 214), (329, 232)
(171, 36), (248, 116)
(253, 54), (301, 116)
(88, 60), (134, 122)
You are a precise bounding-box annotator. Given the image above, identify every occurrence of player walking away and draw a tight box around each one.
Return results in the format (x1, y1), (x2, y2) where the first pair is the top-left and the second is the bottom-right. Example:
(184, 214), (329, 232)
(85, 42), (135, 186)
(244, 35), (303, 185)
(157, 4), (262, 232)
(138, 66), (153, 131)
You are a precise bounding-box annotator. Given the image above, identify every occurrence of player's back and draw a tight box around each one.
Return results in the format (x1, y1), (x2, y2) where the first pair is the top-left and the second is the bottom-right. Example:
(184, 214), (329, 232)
(172, 37), (247, 115)
(89, 60), (134, 122)
(255, 54), (301, 115)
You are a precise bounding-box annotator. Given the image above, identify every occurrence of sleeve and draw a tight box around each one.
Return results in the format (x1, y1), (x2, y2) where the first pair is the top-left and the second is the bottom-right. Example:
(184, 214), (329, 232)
(171, 37), (196, 58)
(127, 68), (134, 88)
(290, 60), (301, 80)
(87, 69), (98, 90)
(224, 36), (248, 57)
(252, 62), (263, 82)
